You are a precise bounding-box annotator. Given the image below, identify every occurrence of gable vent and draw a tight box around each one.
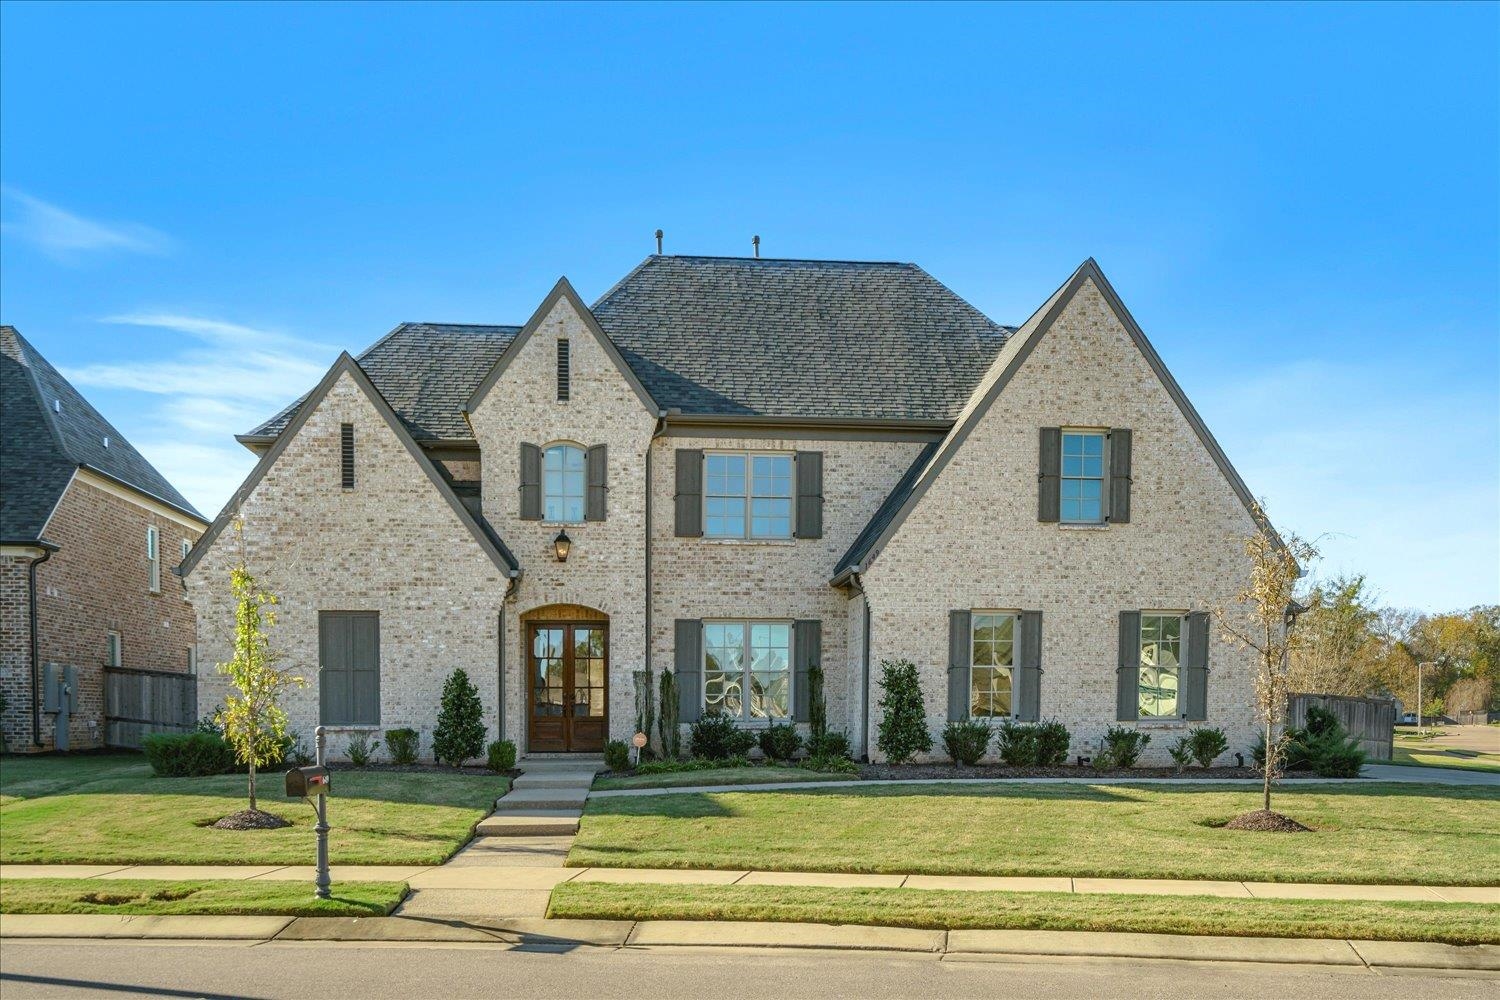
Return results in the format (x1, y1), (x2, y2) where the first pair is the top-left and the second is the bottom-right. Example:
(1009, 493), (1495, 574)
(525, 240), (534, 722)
(557, 339), (571, 402)
(340, 423), (355, 489)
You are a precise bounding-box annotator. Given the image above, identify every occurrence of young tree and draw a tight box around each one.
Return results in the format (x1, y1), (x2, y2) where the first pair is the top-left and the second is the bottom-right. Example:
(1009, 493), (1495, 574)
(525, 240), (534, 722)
(657, 670), (680, 759)
(1217, 510), (1319, 816)
(876, 659), (932, 764)
(433, 668), (486, 767)
(216, 524), (304, 815)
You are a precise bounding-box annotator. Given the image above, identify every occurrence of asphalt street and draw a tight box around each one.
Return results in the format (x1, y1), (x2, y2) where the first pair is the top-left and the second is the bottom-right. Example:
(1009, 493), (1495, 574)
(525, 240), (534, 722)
(0, 939), (1493, 1000)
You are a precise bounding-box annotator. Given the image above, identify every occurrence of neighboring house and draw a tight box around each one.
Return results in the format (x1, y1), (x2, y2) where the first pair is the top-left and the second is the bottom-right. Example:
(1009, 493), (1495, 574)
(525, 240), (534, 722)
(1, 326), (207, 751)
(184, 256), (1274, 763)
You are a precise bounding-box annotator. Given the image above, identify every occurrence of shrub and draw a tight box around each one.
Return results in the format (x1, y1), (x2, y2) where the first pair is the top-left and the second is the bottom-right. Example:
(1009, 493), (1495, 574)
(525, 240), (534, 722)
(433, 668), (486, 767)
(142, 731), (236, 777)
(995, 719), (1037, 766)
(1308, 731), (1365, 777)
(802, 754), (859, 775)
(689, 712), (757, 760)
(604, 739), (632, 773)
(759, 723), (804, 762)
(385, 728), (420, 765)
(1252, 711), (1366, 777)
(808, 663), (828, 743)
(658, 670), (681, 759)
(634, 669), (655, 759)
(808, 730), (852, 760)
(1167, 735), (1194, 772)
(1188, 726), (1229, 769)
(1099, 726), (1151, 768)
(283, 734), (313, 767)
(941, 718), (991, 766)
(876, 659), (932, 764)
(345, 731), (380, 767)
(635, 755), (754, 776)
(486, 739), (517, 773)
(1033, 719), (1071, 765)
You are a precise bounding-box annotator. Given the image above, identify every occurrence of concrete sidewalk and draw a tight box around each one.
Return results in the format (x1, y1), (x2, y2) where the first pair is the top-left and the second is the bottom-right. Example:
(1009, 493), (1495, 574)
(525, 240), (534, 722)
(3, 861), (1493, 904)
(1, 913), (1495, 973)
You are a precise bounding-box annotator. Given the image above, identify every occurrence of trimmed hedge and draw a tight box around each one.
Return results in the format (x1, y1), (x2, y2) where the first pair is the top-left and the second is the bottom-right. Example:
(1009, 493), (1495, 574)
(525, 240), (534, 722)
(142, 732), (237, 777)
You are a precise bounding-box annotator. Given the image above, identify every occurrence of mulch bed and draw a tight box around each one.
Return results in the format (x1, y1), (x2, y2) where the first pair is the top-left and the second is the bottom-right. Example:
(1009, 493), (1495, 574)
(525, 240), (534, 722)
(1223, 809), (1313, 832)
(212, 808), (292, 831)
(856, 763), (1310, 781)
(322, 762), (522, 779)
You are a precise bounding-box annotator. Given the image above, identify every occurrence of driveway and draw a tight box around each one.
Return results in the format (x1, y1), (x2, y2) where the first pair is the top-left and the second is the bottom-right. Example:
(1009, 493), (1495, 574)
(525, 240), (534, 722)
(1361, 763), (1499, 786)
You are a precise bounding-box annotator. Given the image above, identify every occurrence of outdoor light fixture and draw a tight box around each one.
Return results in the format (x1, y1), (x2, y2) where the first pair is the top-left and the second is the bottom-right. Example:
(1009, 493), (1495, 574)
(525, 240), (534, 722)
(1284, 599), (1308, 631)
(552, 529), (572, 563)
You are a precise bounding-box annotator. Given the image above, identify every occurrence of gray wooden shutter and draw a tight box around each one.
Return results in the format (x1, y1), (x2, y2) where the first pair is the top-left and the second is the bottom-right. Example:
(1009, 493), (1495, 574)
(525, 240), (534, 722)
(1117, 611), (1141, 722)
(1038, 428), (1061, 522)
(519, 443), (542, 520)
(947, 609), (971, 721)
(1182, 611), (1210, 721)
(794, 451), (824, 539)
(319, 613), (351, 726)
(674, 449), (703, 537)
(1108, 429), (1132, 524)
(351, 612), (380, 725)
(1015, 611), (1042, 722)
(585, 443), (608, 521)
(674, 618), (702, 722)
(793, 619), (821, 722)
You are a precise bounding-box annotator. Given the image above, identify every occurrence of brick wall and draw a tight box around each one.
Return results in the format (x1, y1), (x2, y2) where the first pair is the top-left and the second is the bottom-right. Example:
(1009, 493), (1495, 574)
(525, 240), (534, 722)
(860, 276), (1261, 763)
(0, 553), (34, 748)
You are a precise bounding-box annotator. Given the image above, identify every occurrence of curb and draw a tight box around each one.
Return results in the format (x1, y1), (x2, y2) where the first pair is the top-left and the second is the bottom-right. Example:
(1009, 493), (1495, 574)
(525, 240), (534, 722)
(2, 914), (1496, 972)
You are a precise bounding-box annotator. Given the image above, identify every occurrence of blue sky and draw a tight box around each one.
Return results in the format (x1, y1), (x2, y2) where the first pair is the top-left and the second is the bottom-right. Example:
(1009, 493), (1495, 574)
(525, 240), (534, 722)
(2, 3), (1496, 611)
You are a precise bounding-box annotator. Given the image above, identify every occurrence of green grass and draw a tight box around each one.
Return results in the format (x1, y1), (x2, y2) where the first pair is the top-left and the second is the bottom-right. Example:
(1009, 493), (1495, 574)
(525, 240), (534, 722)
(593, 766), (842, 791)
(0, 753), (506, 865)
(1389, 734), (1500, 773)
(570, 782), (1500, 885)
(0, 877), (407, 916)
(548, 882), (1500, 946)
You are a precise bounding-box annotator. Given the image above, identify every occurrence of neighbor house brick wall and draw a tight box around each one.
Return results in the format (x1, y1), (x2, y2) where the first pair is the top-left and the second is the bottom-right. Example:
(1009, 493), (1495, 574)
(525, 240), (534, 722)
(0, 552), (35, 748)
(860, 276), (1261, 763)
(1, 478), (202, 751)
(187, 371), (510, 761)
(648, 435), (924, 739)
(469, 293), (657, 747)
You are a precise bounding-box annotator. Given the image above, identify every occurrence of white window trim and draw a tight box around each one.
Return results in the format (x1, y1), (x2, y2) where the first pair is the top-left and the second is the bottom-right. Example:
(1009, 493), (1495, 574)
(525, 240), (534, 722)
(106, 631), (122, 668)
(1138, 609), (1187, 721)
(1059, 427), (1108, 525)
(969, 609), (1020, 720)
(703, 450), (795, 540)
(702, 618), (794, 724)
(541, 440), (588, 525)
(146, 526), (161, 593)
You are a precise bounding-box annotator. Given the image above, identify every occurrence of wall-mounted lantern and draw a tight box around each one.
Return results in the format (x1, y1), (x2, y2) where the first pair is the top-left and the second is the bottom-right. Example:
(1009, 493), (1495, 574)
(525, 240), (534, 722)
(553, 529), (572, 563)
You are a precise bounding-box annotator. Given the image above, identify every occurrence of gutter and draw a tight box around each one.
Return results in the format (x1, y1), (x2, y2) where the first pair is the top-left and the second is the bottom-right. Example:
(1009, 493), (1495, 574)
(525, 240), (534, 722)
(18, 540), (60, 747)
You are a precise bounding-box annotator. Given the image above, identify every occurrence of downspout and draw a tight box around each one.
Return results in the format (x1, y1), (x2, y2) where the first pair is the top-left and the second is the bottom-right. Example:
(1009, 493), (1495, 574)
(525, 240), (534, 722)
(26, 541), (58, 747)
(645, 411), (667, 676)
(499, 571), (518, 743)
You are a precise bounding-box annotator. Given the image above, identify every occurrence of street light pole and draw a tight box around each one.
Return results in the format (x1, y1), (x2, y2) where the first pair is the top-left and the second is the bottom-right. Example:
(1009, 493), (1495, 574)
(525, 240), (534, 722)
(1417, 662), (1435, 734)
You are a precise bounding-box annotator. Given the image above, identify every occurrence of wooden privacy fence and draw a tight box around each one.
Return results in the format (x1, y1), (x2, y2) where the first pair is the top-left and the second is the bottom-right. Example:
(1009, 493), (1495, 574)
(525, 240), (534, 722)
(1288, 692), (1394, 761)
(105, 666), (197, 748)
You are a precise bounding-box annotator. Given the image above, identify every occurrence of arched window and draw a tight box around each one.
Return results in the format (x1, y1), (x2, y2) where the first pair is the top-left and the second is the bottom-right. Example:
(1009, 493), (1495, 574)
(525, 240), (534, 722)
(543, 443), (586, 522)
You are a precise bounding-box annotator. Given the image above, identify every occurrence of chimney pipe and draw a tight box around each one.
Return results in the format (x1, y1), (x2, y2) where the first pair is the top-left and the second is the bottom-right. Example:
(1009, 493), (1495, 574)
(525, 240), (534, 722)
(654, 229), (663, 255)
(752, 235), (760, 258)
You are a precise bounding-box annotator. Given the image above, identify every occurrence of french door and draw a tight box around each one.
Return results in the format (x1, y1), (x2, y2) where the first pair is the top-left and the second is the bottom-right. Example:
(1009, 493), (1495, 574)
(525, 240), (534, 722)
(527, 622), (608, 752)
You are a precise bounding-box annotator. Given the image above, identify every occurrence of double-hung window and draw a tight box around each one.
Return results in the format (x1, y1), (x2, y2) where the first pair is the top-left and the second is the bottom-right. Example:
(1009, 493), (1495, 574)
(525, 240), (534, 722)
(704, 452), (793, 538)
(145, 526), (160, 593)
(1060, 430), (1106, 523)
(543, 443), (586, 522)
(970, 612), (1017, 717)
(703, 620), (791, 721)
(1138, 612), (1183, 719)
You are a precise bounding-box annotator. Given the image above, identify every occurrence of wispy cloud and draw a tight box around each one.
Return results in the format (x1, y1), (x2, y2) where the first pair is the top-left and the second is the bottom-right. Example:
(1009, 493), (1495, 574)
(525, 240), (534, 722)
(61, 314), (339, 517)
(1, 187), (173, 261)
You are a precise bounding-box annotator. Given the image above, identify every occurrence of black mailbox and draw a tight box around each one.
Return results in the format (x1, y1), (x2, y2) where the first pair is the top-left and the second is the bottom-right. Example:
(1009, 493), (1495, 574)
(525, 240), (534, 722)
(285, 766), (331, 798)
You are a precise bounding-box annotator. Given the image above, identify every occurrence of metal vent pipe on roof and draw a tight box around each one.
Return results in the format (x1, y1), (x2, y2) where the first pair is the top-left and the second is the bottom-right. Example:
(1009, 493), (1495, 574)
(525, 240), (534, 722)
(654, 229), (663, 254)
(753, 235), (760, 258)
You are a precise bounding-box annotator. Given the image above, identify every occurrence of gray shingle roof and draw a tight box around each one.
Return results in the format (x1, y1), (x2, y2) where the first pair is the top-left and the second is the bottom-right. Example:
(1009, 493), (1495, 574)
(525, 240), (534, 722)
(1, 325), (204, 539)
(592, 256), (1013, 420)
(249, 323), (521, 440)
(246, 257), (1012, 439)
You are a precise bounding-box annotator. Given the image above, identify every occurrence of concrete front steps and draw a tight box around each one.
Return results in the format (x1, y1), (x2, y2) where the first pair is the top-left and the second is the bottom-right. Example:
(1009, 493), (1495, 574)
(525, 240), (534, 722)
(473, 755), (603, 838)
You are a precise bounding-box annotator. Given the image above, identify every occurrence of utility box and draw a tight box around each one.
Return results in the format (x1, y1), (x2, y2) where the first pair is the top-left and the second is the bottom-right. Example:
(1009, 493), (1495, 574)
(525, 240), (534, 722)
(285, 766), (331, 798)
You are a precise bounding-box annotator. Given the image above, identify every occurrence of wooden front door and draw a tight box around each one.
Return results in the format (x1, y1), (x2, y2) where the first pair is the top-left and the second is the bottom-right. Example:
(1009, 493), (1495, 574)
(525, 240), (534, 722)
(527, 621), (608, 752)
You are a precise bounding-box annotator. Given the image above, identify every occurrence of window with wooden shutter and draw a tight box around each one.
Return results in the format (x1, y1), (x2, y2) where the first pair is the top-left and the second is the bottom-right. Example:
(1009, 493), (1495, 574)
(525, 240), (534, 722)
(794, 451), (823, 538)
(319, 611), (380, 726)
(674, 449), (703, 537)
(340, 423), (355, 489)
(1038, 428), (1061, 522)
(585, 444), (608, 521)
(519, 443), (543, 520)
(1108, 428), (1132, 523)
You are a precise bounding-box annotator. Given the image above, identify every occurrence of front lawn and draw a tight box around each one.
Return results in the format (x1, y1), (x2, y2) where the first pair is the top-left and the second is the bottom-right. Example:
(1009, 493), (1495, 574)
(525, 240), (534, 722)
(548, 882), (1500, 946)
(593, 766), (841, 791)
(0, 753), (505, 865)
(1390, 731), (1500, 773)
(0, 877), (406, 916)
(569, 782), (1500, 885)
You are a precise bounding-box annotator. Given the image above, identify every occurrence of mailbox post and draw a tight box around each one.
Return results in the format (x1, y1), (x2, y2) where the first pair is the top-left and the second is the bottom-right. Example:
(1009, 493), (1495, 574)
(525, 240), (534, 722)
(285, 726), (331, 899)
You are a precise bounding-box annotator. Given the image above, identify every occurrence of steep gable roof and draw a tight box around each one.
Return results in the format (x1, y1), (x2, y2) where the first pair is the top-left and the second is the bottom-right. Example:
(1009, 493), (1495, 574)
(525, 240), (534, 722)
(833, 260), (1280, 584)
(1, 325), (204, 541)
(182, 352), (519, 579)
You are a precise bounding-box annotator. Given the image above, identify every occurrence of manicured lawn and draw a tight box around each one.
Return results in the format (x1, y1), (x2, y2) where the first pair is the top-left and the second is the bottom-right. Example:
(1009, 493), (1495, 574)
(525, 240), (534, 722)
(0, 754), (505, 865)
(548, 882), (1500, 946)
(1390, 731), (1500, 774)
(570, 782), (1500, 885)
(0, 877), (406, 916)
(593, 767), (842, 791)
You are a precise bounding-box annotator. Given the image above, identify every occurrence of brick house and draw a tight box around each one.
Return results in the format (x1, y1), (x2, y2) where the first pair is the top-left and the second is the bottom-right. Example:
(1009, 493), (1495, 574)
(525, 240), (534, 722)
(1, 325), (207, 751)
(183, 256), (1276, 763)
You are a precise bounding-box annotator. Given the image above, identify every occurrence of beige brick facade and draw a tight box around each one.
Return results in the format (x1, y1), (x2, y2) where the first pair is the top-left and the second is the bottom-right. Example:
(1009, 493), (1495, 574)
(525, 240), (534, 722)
(859, 276), (1260, 763)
